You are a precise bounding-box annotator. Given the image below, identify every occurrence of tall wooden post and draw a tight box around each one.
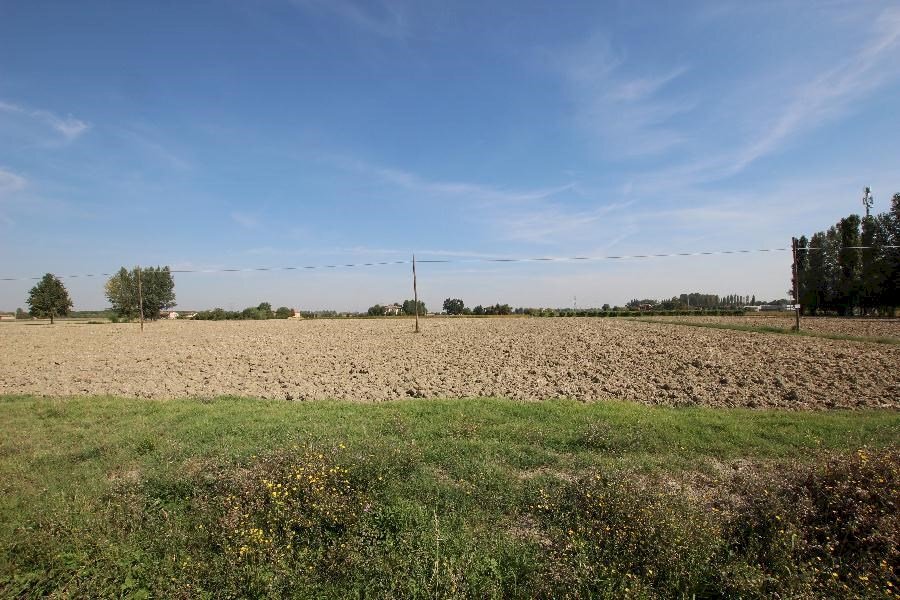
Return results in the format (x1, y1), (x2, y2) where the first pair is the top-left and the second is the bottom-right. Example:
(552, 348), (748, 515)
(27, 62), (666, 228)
(791, 238), (801, 331)
(412, 254), (420, 333)
(137, 265), (144, 333)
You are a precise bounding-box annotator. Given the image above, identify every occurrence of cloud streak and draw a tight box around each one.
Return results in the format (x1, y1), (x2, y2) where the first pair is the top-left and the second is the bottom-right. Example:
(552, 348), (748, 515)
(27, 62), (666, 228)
(0, 168), (27, 196)
(331, 155), (575, 207)
(0, 167), (27, 228)
(553, 5), (900, 206)
(231, 211), (260, 230)
(553, 34), (693, 157)
(729, 7), (900, 174)
(115, 126), (191, 171)
(629, 6), (900, 193)
(496, 201), (634, 244)
(324, 154), (641, 246)
(0, 100), (90, 143)
(290, 0), (408, 40)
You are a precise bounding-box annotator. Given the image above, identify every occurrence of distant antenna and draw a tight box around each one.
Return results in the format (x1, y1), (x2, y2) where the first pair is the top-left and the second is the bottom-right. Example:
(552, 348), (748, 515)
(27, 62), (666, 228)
(862, 186), (874, 217)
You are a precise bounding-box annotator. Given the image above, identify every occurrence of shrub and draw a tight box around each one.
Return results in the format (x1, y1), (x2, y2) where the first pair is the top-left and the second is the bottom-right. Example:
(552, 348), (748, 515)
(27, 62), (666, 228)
(529, 473), (722, 597)
(194, 447), (366, 595)
(722, 448), (899, 598)
(526, 450), (899, 598)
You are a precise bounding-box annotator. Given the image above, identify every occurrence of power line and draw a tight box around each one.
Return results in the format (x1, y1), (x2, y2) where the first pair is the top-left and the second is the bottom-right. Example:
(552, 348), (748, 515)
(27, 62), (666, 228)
(1, 245), (898, 282)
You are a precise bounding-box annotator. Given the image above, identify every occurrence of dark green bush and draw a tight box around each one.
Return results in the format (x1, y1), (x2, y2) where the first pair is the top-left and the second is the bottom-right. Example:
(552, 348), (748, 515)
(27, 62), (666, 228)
(722, 448), (899, 598)
(529, 473), (721, 598)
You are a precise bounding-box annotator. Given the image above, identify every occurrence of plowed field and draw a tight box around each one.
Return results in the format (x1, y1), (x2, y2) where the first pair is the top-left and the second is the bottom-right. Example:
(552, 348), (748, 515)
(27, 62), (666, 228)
(2, 318), (897, 409)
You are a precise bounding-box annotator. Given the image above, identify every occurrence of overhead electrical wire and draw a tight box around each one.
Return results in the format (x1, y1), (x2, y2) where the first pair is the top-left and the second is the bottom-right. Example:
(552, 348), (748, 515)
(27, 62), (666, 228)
(1, 245), (899, 282)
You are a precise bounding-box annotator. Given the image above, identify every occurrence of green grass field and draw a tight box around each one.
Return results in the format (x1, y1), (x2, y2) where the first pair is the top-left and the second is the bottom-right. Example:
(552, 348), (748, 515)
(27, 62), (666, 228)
(1, 395), (897, 598)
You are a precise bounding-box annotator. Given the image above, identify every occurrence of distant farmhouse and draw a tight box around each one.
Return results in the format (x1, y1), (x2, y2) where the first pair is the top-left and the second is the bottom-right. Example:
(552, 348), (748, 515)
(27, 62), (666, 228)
(383, 304), (402, 316)
(0, 313), (14, 321)
(164, 310), (198, 320)
(742, 305), (798, 313)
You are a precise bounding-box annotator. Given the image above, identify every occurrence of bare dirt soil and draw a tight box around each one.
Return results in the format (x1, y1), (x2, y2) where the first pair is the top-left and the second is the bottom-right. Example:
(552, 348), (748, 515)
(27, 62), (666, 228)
(638, 314), (900, 340)
(1, 318), (898, 408)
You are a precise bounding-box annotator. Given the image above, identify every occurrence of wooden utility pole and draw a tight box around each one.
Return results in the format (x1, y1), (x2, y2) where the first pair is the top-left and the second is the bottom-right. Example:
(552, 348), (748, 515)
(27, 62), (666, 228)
(412, 254), (420, 333)
(137, 265), (144, 333)
(791, 238), (801, 331)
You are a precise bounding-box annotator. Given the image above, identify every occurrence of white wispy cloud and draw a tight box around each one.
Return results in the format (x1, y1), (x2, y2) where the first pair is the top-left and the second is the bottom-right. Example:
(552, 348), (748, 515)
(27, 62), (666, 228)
(728, 6), (900, 174)
(331, 155), (575, 207)
(0, 167), (86, 223)
(621, 170), (880, 254)
(629, 6), (900, 193)
(0, 167), (27, 196)
(607, 66), (690, 103)
(115, 125), (191, 171)
(290, 0), (408, 39)
(553, 5), (900, 199)
(497, 201), (634, 244)
(231, 211), (260, 229)
(325, 155), (634, 245)
(242, 245), (543, 260)
(0, 167), (27, 228)
(552, 34), (692, 157)
(0, 100), (90, 143)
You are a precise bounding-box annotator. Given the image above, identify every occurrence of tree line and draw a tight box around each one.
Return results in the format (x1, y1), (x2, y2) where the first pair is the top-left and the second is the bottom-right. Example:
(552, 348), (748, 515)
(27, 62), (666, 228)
(626, 294), (762, 310)
(16, 266), (778, 325)
(442, 298), (512, 315)
(367, 300), (427, 316)
(370, 297), (758, 317)
(796, 193), (900, 316)
(192, 303), (294, 320)
(363, 298), (516, 316)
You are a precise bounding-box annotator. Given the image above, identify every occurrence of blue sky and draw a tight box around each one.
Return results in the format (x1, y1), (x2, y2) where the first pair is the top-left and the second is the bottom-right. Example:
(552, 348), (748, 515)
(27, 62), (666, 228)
(1, 0), (899, 311)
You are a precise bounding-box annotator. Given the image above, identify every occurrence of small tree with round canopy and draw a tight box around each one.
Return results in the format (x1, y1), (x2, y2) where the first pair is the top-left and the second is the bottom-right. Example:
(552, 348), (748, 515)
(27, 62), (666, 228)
(27, 273), (73, 324)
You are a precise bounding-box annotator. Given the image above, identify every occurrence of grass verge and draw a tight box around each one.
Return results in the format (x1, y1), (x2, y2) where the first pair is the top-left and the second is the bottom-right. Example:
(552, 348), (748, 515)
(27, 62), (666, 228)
(631, 318), (900, 345)
(1, 395), (897, 598)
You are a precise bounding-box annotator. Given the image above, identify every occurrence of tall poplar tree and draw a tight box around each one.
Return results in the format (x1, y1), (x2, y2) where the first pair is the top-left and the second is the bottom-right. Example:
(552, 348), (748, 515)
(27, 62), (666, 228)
(836, 215), (862, 315)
